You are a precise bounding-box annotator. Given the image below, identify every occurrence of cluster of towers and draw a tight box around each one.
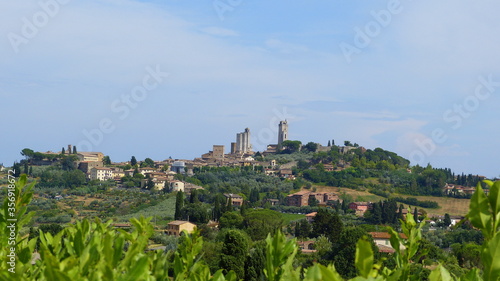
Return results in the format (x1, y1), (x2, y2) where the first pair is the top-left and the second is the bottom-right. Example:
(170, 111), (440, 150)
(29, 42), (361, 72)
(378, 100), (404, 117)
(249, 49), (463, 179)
(228, 121), (288, 155)
(231, 128), (252, 154)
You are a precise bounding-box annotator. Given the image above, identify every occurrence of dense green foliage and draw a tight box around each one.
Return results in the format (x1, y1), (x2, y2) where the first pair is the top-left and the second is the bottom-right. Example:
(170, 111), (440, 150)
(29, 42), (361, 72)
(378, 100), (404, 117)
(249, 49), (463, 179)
(2, 176), (500, 280)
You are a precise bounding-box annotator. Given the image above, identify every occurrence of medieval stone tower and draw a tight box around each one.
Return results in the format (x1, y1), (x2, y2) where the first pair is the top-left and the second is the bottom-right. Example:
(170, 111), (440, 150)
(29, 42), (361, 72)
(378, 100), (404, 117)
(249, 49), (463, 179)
(278, 120), (288, 147)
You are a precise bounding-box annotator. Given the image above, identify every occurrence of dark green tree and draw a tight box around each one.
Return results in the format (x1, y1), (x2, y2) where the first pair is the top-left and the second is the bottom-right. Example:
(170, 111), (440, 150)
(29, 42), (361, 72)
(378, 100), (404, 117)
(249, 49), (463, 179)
(62, 170), (87, 187)
(61, 155), (78, 171)
(12, 162), (22, 177)
(249, 188), (260, 205)
(243, 209), (283, 240)
(398, 204), (405, 221)
(225, 197), (233, 213)
(240, 200), (248, 215)
(443, 213), (452, 227)
(23, 162), (29, 174)
(369, 201), (382, 224)
(294, 219), (312, 239)
(381, 199), (398, 224)
(333, 227), (377, 278)
(131, 156), (137, 166)
(303, 142), (318, 153)
(72, 146), (77, 154)
(103, 155), (111, 165)
(219, 212), (244, 229)
(181, 204), (209, 224)
(190, 189), (199, 204)
(219, 229), (249, 279)
(174, 191), (184, 220)
(213, 196), (223, 221)
(280, 140), (302, 154)
(328, 140), (331, 147)
(244, 240), (266, 281)
(61, 147), (65, 155)
(311, 208), (343, 243)
(142, 157), (155, 168)
(21, 148), (35, 161)
(146, 178), (155, 190)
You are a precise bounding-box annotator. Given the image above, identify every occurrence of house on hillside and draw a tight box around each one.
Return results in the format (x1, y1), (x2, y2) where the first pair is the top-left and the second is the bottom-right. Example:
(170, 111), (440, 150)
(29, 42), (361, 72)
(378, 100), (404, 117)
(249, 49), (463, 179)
(348, 202), (372, 214)
(77, 152), (104, 162)
(286, 191), (339, 207)
(89, 167), (114, 181)
(297, 241), (316, 254)
(369, 232), (407, 253)
(166, 221), (196, 236)
(224, 193), (244, 206)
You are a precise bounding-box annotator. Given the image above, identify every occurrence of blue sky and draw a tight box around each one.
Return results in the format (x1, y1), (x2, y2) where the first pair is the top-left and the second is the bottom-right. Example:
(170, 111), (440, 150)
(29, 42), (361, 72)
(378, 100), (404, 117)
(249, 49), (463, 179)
(1, 0), (499, 178)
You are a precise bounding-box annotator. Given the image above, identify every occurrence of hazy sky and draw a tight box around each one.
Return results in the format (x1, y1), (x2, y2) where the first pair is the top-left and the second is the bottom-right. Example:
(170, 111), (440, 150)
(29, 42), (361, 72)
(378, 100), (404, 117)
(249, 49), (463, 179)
(1, 0), (499, 178)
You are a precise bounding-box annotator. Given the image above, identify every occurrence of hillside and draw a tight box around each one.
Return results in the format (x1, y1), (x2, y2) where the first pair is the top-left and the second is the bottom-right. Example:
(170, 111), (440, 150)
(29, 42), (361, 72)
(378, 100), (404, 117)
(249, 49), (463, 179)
(314, 185), (470, 217)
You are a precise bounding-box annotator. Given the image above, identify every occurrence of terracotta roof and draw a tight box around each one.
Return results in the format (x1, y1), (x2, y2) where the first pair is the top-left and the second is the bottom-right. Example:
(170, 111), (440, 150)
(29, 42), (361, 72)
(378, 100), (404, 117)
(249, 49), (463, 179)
(168, 220), (194, 226)
(350, 202), (371, 206)
(376, 244), (396, 253)
(369, 232), (408, 239)
(305, 212), (317, 217)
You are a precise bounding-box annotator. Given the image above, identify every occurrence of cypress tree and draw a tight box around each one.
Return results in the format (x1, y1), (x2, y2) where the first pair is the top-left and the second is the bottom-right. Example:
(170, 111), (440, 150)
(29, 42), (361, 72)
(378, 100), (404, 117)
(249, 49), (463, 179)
(174, 191), (184, 220)
(398, 204), (404, 221)
(226, 197), (233, 212)
(240, 200), (248, 215)
(371, 202), (382, 224)
(61, 147), (65, 155)
(190, 189), (199, 204)
(328, 140), (331, 147)
(72, 146), (77, 154)
(213, 196), (222, 221)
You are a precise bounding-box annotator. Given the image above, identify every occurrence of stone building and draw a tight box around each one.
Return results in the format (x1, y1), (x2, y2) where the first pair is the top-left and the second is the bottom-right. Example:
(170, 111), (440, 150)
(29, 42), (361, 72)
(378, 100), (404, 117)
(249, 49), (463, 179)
(278, 120), (288, 147)
(236, 128), (252, 154)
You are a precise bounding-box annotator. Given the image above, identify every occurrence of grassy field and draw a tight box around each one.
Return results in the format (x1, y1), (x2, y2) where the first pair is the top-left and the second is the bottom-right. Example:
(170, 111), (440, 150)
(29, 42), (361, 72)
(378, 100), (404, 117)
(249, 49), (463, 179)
(314, 185), (471, 217)
(115, 196), (176, 224)
(281, 213), (306, 224)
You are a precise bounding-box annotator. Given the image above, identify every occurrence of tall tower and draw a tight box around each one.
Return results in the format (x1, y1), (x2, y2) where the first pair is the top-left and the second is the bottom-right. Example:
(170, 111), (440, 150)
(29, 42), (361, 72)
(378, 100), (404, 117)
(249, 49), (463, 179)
(278, 120), (288, 147)
(235, 128), (252, 154)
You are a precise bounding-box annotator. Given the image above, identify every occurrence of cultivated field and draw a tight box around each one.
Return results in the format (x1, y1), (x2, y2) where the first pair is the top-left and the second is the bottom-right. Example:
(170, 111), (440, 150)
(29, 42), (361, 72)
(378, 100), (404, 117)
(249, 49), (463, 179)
(314, 185), (471, 217)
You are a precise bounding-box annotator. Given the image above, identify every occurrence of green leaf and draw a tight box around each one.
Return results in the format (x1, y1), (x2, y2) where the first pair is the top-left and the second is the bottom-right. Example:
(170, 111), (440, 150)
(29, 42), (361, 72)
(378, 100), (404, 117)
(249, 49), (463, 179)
(459, 268), (482, 281)
(486, 181), (500, 231)
(123, 255), (149, 281)
(355, 237), (374, 278)
(428, 264), (453, 281)
(482, 232), (500, 281)
(467, 183), (492, 238)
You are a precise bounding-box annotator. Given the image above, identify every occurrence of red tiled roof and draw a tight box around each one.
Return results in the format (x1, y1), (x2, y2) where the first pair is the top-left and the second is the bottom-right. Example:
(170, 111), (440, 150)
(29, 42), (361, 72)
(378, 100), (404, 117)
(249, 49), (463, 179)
(369, 232), (408, 239)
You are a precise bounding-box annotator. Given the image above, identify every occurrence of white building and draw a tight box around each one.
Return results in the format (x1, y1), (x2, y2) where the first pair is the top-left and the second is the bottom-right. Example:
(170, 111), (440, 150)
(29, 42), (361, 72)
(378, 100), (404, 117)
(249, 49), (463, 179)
(89, 167), (114, 181)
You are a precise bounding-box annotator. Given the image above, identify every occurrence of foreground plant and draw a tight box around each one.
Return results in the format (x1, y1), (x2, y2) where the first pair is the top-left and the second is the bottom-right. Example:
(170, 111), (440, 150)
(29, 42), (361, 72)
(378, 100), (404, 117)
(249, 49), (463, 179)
(2, 176), (500, 280)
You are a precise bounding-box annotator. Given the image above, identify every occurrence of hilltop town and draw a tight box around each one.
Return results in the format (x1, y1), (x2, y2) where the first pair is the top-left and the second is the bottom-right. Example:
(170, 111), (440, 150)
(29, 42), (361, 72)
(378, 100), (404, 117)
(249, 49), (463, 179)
(1, 120), (493, 279)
